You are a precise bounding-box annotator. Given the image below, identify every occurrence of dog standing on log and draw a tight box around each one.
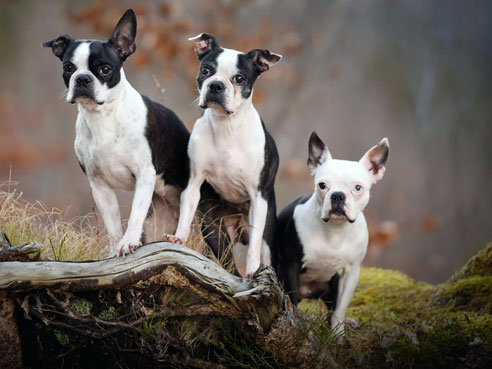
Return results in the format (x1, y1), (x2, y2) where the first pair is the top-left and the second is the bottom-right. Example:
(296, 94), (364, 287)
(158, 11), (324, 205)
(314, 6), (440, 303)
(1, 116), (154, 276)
(164, 34), (281, 279)
(43, 10), (190, 256)
(277, 132), (389, 337)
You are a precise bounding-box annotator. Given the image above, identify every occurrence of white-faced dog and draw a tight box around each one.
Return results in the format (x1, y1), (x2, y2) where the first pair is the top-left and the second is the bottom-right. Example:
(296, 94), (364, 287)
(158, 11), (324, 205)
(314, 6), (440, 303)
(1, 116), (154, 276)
(277, 132), (389, 337)
(43, 9), (190, 256)
(164, 34), (281, 279)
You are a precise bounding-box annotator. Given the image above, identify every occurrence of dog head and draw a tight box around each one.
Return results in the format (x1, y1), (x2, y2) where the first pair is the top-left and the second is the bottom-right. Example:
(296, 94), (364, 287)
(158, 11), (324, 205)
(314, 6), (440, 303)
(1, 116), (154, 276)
(307, 132), (389, 223)
(189, 33), (281, 115)
(42, 9), (137, 107)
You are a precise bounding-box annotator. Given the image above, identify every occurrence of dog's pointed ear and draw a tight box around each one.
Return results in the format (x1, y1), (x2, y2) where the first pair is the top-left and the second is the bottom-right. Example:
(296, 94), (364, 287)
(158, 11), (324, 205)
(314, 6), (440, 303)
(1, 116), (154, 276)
(246, 49), (282, 74)
(188, 33), (220, 59)
(307, 131), (331, 176)
(109, 9), (137, 60)
(42, 34), (73, 60)
(360, 138), (389, 183)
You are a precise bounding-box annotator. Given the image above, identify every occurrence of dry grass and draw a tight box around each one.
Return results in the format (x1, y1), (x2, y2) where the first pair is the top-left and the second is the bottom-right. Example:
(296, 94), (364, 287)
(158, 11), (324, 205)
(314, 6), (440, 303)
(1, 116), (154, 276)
(0, 181), (238, 274)
(0, 181), (106, 261)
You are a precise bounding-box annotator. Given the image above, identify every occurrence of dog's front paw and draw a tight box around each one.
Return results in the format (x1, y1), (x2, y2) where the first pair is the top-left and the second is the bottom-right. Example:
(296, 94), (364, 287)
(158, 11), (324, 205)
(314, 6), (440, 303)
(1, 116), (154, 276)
(331, 318), (345, 343)
(244, 260), (261, 279)
(162, 234), (184, 245)
(116, 239), (140, 257)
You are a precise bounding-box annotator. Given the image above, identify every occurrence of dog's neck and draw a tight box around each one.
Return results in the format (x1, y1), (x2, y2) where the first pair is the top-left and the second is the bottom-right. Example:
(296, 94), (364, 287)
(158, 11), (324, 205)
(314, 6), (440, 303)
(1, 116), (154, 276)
(204, 96), (258, 138)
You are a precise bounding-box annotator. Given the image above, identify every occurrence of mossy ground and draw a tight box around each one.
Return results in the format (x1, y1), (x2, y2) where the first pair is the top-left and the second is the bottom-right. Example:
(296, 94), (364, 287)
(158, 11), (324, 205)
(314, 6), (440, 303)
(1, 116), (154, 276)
(2, 186), (491, 368)
(299, 244), (492, 369)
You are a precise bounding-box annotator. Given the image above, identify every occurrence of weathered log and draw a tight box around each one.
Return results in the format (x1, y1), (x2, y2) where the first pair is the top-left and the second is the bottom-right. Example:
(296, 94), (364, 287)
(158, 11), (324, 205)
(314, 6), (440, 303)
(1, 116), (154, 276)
(0, 242), (335, 368)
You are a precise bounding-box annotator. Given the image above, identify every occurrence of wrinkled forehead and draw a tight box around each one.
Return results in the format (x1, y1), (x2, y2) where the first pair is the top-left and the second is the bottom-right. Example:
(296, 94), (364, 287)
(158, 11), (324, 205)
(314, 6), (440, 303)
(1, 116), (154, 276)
(316, 159), (370, 184)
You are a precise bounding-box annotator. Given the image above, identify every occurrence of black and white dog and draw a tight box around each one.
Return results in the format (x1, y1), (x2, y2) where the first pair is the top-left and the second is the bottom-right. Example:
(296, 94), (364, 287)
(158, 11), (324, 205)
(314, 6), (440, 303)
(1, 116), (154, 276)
(164, 34), (281, 279)
(43, 9), (190, 256)
(277, 132), (389, 336)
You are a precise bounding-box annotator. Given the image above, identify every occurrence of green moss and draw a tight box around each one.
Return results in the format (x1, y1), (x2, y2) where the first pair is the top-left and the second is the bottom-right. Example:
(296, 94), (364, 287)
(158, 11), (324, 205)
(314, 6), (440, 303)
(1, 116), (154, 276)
(440, 276), (492, 313)
(437, 243), (492, 314)
(297, 244), (492, 368)
(69, 298), (92, 317)
(347, 267), (434, 329)
(298, 297), (329, 317)
(98, 306), (118, 320)
(53, 329), (70, 346)
(451, 242), (492, 280)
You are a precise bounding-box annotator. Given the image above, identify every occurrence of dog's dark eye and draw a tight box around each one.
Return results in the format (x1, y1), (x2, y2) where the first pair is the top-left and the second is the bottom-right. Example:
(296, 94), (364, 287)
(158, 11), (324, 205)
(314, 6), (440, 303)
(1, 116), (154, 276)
(318, 182), (327, 191)
(99, 66), (112, 76)
(201, 66), (211, 76)
(63, 63), (75, 74)
(354, 184), (362, 192)
(233, 74), (245, 84)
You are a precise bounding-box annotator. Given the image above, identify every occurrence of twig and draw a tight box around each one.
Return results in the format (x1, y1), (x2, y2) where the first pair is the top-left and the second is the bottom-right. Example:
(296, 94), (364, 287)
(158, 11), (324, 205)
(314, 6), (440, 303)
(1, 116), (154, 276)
(0, 226), (41, 261)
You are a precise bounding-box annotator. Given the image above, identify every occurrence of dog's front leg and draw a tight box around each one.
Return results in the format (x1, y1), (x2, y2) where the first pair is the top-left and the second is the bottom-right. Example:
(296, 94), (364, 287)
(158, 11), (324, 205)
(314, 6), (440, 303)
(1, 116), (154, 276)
(244, 193), (268, 279)
(89, 178), (123, 256)
(117, 166), (156, 256)
(171, 172), (205, 243)
(331, 264), (360, 340)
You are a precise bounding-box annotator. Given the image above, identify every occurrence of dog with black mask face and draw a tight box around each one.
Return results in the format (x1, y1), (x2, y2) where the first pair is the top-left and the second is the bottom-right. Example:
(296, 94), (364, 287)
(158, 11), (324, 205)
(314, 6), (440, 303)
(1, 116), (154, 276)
(164, 34), (281, 279)
(43, 9), (190, 257)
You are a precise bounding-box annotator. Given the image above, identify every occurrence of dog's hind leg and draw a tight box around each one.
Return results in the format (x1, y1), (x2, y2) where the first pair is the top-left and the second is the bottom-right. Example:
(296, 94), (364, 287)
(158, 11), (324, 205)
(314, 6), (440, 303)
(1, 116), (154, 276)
(144, 185), (181, 243)
(316, 273), (340, 311)
(198, 196), (237, 272)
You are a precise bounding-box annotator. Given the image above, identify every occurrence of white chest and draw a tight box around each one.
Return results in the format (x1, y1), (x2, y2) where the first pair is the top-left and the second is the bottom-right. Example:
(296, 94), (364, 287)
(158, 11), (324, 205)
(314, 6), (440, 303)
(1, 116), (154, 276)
(190, 110), (265, 203)
(294, 198), (368, 283)
(74, 90), (153, 191)
(86, 136), (141, 190)
(206, 143), (262, 202)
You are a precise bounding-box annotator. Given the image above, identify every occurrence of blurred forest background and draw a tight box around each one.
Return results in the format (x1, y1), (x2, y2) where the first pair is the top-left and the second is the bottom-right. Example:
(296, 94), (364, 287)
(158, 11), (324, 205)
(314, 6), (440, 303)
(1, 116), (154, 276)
(1, 0), (491, 283)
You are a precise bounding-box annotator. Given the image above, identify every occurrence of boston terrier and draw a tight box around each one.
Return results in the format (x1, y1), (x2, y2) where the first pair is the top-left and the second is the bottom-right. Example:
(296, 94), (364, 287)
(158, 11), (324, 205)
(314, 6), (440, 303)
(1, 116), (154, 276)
(43, 9), (190, 257)
(277, 132), (389, 336)
(163, 34), (281, 279)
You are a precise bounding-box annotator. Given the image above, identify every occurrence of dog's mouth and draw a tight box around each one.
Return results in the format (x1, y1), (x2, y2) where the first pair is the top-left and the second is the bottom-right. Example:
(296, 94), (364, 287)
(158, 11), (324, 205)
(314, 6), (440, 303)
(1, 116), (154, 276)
(70, 95), (104, 106)
(322, 208), (355, 223)
(201, 95), (233, 115)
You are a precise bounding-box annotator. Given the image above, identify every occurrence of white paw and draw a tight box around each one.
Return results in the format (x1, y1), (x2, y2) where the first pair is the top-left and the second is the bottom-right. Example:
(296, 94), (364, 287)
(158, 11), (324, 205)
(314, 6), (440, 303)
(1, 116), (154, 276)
(332, 319), (345, 343)
(116, 237), (141, 257)
(244, 259), (261, 279)
(162, 234), (184, 245)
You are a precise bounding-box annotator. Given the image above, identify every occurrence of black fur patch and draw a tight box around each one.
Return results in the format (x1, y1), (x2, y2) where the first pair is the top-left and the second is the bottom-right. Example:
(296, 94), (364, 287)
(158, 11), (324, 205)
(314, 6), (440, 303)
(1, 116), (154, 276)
(142, 95), (190, 190)
(277, 194), (339, 308)
(88, 41), (124, 89)
(236, 53), (262, 99)
(258, 120), (279, 198)
(196, 48), (223, 90)
(57, 40), (84, 88)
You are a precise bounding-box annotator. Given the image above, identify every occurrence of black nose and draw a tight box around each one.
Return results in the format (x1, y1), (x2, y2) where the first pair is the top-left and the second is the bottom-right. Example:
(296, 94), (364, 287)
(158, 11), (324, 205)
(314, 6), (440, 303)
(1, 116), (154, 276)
(76, 74), (92, 87)
(208, 81), (225, 94)
(331, 192), (346, 205)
